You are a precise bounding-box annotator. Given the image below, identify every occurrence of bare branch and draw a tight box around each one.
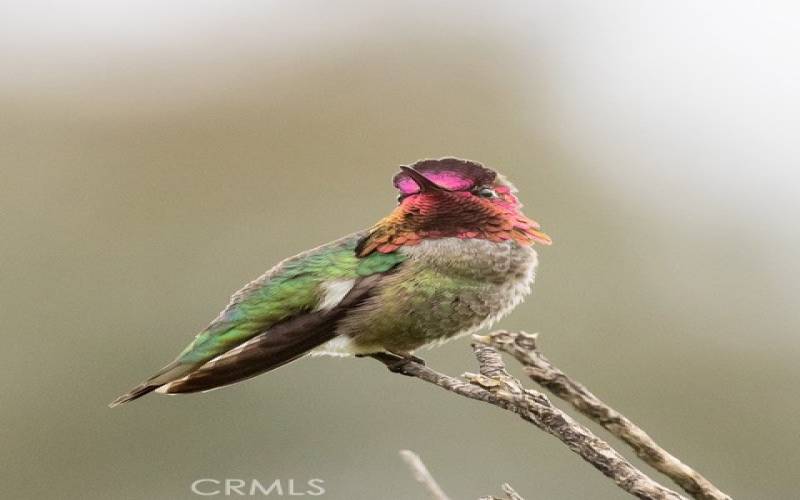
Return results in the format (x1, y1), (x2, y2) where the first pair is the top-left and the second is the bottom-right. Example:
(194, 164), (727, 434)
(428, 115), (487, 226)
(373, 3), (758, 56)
(480, 331), (730, 500)
(479, 483), (526, 500)
(371, 347), (687, 500)
(399, 449), (525, 500)
(500, 483), (525, 500)
(399, 450), (452, 500)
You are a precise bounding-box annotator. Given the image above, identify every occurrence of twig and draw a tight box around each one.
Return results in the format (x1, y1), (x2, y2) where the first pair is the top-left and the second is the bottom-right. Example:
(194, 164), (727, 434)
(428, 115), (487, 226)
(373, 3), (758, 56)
(480, 331), (731, 500)
(371, 347), (687, 500)
(400, 449), (525, 500)
(479, 483), (526, 500)
(399, 450), (452, 500)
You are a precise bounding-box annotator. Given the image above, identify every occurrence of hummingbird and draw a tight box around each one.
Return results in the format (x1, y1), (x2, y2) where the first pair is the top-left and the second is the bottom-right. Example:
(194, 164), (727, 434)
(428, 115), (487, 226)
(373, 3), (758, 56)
(110, 158), (551, 407)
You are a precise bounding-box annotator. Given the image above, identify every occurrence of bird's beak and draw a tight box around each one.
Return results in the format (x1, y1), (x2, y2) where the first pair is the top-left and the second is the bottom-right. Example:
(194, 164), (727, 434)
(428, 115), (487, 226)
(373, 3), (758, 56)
(400, 166), (451, 193)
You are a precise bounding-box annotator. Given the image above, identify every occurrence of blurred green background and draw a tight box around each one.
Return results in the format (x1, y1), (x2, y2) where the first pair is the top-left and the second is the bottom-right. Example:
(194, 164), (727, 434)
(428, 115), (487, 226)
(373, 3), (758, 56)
(2, 2), (799, 499)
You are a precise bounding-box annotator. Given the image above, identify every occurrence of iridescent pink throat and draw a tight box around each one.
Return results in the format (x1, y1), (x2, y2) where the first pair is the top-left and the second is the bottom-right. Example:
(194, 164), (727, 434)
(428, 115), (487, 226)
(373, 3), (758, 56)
(356, 185), (552, 257)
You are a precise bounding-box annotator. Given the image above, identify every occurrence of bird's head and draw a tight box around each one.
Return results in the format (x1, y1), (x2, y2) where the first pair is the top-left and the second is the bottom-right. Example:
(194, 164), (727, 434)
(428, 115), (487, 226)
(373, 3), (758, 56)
(356, 158), (551, 256)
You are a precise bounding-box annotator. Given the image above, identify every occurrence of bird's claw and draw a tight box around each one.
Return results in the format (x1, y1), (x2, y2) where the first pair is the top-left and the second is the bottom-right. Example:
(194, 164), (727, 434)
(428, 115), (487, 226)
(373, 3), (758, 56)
(389, 351), (426, 366)
(364, 351), (425, 376)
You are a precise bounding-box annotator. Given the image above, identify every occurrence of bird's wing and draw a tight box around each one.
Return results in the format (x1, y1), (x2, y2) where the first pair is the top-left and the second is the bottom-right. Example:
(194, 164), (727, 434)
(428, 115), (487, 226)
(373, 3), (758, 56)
(109, 233), (405, 406)
(157, 273), (383, 394)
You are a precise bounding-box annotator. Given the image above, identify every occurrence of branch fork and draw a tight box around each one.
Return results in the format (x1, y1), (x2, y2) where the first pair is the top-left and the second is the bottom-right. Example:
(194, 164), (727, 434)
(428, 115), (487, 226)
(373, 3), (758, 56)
(378, 331), (730, 500)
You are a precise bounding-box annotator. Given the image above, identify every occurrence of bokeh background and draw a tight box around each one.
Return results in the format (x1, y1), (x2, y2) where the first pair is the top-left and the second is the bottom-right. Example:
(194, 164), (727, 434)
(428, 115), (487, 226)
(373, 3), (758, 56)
(2, 1), (799, 499)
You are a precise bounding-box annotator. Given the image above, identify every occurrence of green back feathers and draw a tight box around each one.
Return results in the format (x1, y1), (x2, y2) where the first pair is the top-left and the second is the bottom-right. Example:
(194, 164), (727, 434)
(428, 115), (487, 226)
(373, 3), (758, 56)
(175, 234), (406, 365)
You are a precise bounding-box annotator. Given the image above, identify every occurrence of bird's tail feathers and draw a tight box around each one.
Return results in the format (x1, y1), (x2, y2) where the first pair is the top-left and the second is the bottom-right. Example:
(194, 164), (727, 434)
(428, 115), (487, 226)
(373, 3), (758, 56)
(108, 383), (159, 408)
(108, 361), (193, 408)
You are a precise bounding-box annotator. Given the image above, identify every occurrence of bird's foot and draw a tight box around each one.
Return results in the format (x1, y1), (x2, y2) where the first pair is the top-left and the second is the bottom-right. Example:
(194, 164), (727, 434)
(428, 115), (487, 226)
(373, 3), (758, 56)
(388, 350), (426, 366)
(365, 351), (425, 376)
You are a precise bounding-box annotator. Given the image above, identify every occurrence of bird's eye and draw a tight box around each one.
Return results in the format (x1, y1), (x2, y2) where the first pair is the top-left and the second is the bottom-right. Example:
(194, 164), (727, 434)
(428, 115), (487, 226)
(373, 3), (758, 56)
(474, 186), (498, 199)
